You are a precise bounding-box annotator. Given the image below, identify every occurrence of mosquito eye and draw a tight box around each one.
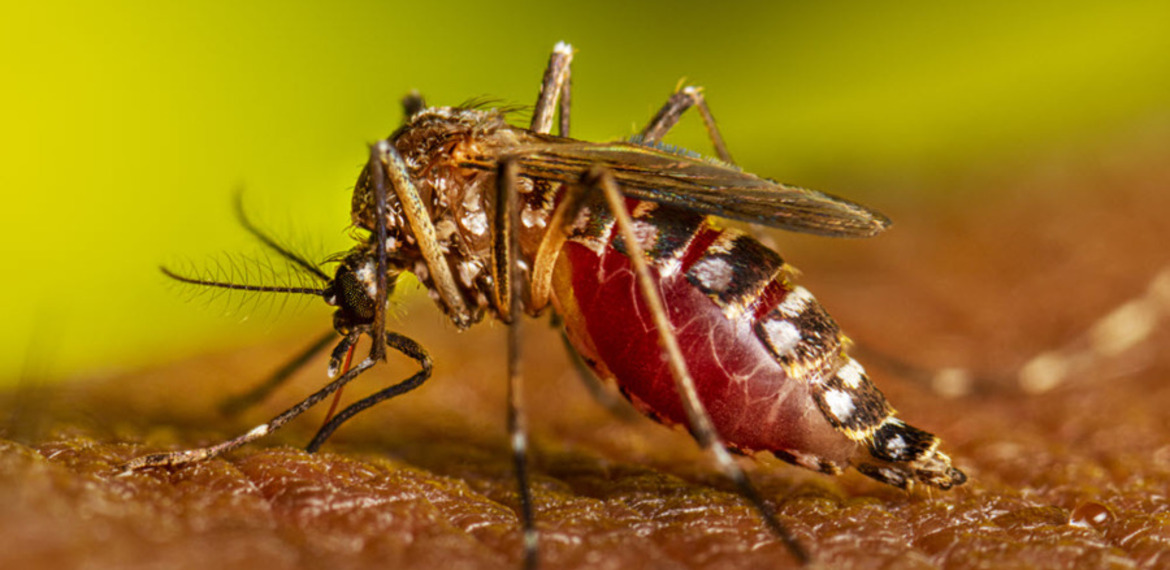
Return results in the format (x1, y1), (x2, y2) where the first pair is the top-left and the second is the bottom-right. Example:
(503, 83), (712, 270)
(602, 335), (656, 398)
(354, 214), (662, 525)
(334, 268), (376, 322)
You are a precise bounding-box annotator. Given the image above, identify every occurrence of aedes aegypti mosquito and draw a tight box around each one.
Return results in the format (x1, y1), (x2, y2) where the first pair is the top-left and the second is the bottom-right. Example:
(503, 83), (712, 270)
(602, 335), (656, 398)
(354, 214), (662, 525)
(126, 43), (967, 566)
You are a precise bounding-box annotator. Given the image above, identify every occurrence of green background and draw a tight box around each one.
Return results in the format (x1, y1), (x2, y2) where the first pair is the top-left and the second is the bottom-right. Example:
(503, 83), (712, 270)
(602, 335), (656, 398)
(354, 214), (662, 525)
(2, 1), (1168, 382)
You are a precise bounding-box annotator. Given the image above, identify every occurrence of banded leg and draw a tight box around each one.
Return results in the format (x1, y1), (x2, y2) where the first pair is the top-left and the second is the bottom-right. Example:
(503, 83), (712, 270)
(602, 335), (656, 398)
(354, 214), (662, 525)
(492, 159), (539, 569)
(306, 333), (432, 452)
(633, 85), (790, 254)
(298, 142), (442, 451)
(639, 85), (734, 164)
(368, 141), (392, 358)
(858, 266), (1170, 399)
(1018, 266), (1170, 394)
(553, 317), (639, 420)
(583, 167), (811, 565)
(370, 141), (472, 328)
(122, 330), (432, 471)
(122, 332), (372, 471)
(530, 42), (573, 136)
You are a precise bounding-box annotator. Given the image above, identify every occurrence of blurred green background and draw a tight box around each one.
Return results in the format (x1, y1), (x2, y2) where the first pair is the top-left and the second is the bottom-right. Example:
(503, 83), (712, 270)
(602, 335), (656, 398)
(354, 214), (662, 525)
(2, 1), (1168, 383)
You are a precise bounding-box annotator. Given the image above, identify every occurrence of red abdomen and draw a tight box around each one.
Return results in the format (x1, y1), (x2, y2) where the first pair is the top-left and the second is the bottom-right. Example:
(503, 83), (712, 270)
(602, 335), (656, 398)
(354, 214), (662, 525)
(550, 200), (860, 473)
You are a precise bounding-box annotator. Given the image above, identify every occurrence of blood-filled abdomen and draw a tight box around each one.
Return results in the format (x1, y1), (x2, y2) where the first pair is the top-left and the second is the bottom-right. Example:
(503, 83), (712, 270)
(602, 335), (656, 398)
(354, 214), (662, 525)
(549, 200), (860, 474)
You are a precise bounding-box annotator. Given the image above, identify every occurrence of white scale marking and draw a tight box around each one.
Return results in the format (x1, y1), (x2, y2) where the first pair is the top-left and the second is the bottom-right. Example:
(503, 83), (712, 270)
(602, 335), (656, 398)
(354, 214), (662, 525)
(462, 210), (488, 236)
(777, 286), (814, 318)
(762, 318), (801, 357)
(520, 203), (546, 229)
(837, 358), (865, 389)
(355, 260), (378, 299)
(511, 431), (527, 453)
(457, 261), (481, 288)
(690, 257), (733, 292)
(789, 450), (827, 471)
(657, 257), (683, 279)
(631, 220), (659, 252)
(886, 434), (907, 455)
(822, 389), (855, 422)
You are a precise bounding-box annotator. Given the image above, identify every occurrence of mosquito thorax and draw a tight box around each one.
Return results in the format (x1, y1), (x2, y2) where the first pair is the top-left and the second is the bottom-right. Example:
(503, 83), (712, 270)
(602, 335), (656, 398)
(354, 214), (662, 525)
(352, 106), (513, 236)
(347, 105), (526, 326)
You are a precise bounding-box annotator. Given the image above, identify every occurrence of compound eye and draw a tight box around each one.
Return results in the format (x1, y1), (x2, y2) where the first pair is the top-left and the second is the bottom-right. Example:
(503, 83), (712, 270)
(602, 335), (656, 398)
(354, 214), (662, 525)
(334, 266), (377, 323)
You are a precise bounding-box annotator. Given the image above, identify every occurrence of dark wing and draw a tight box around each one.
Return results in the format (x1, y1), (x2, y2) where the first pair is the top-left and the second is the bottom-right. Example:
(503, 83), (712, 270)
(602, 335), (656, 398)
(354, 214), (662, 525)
(507, 140), (890, 238)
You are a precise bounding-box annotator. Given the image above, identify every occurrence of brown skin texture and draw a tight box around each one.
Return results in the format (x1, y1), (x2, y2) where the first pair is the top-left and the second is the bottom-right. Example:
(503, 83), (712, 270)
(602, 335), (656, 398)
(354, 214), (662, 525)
(3, 149), (1169, 569)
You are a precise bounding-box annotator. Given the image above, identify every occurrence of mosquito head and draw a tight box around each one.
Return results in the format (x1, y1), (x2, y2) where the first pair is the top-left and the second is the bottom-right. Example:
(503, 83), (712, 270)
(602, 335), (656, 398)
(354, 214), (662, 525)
(323, 249), (400, 334)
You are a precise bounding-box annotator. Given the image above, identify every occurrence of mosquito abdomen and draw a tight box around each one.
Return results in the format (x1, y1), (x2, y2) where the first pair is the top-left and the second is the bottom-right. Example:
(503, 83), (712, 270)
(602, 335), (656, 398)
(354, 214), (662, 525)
(551, 197), (965, 488)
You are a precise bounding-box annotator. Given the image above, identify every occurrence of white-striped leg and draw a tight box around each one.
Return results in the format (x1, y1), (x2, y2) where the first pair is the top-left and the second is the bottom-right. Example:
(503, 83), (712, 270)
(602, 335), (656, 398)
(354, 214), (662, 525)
(585, 167), (812, 565)
(306, 333), (432, 452)
(121, 343), (375, 472)
(554, 321), (639, 420)
(371, 140), (472, 327)
(1018, 266), (1170, 394)
(639, 85), (734, 164)
(858, 266), (1170, 399)
(531, 42), (573, 136)
(633, 85), (792, 254)
(494, 159), (539, 569)
(123, 330), (432, 472)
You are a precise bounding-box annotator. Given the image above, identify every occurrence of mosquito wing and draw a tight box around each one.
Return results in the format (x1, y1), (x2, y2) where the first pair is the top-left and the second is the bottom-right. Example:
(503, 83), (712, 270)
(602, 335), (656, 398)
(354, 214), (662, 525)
(508, 140), (891, 238)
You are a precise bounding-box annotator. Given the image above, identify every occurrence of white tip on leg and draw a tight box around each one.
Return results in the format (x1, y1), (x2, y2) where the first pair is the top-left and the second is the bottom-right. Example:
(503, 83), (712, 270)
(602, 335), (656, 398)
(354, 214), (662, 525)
(511, 431), (527, 454)
(246, 424), (270, 440)
(553, 41), (573, 55)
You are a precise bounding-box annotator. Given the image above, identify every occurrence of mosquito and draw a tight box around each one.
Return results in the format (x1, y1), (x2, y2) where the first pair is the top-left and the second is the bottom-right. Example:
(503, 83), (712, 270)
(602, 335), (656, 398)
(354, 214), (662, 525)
(127, 42), (967, 566)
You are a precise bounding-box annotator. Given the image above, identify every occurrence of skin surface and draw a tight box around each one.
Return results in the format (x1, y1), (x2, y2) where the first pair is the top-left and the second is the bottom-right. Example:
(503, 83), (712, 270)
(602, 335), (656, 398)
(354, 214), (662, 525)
(2, 153), (1168, 569)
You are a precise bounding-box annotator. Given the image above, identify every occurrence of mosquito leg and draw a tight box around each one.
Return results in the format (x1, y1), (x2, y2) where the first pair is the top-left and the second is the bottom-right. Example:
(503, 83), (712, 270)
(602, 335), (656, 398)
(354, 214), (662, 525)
(558, 330), (639, 419)
(219, 330), (336, 416)
(634, 86), (788, 252)
(639, 86), (734, 165)
(371, 140), (472, 328)
(368, 143), (392, 359)
(851, 343), (984, 399)
(549, 315), (638, 420)
(585, 167), (811, 565)
(856, 266), (1170, 399)
(305, 332), (433, 452)
(557, 67), (571, 137)
(493, 158), (540, 569)
(530, 42), (573, 136)
(1018, 265), (1170, 394)
(122, 340), (376, 472)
